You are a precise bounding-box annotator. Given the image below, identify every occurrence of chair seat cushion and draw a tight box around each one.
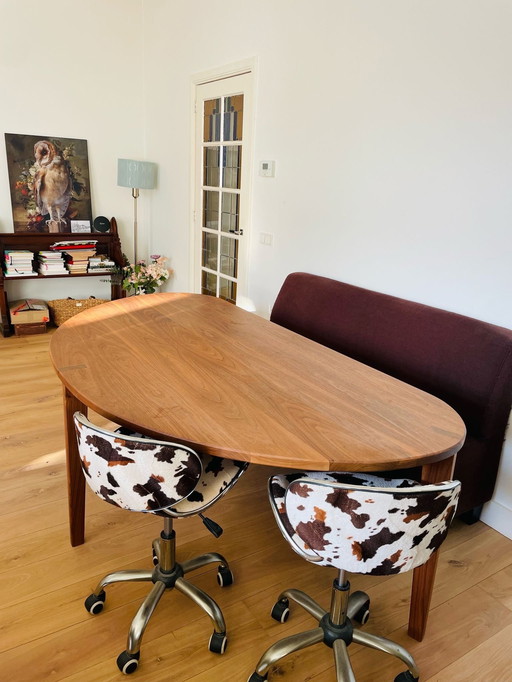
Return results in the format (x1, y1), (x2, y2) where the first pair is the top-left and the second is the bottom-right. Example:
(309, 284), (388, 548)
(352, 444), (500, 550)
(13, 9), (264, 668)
(167, 454), (248, 516)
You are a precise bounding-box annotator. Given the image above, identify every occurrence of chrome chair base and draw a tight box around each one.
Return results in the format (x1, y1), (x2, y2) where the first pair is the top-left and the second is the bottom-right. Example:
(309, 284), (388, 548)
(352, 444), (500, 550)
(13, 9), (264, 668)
(84, 518), (231, 674)
(248, 576), (420, 682)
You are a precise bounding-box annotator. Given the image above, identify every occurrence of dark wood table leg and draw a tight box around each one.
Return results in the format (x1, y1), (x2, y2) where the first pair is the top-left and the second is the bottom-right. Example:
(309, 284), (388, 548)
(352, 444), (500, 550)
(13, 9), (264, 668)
(0, 284), (12, 337)
(408, 454), (457, 641)
(63, 387), (87, 546)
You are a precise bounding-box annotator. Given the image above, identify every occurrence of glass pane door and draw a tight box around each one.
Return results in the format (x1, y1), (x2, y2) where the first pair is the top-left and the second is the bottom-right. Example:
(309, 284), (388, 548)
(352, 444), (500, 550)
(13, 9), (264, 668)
(195, 73), (252, 304)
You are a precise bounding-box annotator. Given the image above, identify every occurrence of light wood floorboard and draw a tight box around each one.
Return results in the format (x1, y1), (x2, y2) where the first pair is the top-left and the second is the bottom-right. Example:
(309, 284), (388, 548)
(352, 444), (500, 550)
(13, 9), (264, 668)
(1, 330), (511, 681)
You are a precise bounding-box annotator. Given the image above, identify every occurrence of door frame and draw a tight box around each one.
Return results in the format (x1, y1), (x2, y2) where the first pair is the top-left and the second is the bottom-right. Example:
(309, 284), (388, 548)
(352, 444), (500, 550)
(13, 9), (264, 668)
(189, 58), (257, 303)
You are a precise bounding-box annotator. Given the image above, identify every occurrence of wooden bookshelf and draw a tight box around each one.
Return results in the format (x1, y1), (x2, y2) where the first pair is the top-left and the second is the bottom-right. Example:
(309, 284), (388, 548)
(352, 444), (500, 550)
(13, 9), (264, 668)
(0, 218), (124, 336)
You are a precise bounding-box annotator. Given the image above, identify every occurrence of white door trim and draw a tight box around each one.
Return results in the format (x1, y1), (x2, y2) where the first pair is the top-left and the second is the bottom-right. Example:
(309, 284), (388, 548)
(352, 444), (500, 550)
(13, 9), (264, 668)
(189, 58), (257, 298)
(191, 56), (257, 86)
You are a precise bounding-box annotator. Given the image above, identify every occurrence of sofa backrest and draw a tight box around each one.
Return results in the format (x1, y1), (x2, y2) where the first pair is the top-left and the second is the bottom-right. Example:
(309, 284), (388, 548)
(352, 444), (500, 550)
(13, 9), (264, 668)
(270, 273), (512, 441)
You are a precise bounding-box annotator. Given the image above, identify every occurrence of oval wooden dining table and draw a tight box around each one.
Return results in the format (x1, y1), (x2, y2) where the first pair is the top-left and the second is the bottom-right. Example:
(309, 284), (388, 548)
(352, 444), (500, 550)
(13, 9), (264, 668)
(50, 292), (466, 641)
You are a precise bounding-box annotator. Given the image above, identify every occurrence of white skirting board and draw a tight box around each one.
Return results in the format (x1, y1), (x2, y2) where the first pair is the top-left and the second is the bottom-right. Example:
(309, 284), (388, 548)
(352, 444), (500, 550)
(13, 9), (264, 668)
(480, 500), (512, 540)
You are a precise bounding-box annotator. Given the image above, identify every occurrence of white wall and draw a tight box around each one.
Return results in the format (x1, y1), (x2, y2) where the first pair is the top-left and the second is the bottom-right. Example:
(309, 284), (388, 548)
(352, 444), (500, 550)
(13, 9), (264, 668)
(143, 0), (512, 533)
(144, 0), (511, 327)
(0, 0), (147, 300)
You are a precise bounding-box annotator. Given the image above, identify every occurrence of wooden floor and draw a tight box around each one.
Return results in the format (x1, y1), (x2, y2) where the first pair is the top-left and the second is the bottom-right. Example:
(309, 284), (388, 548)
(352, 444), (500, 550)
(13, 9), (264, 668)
(1, 330), (512, 682)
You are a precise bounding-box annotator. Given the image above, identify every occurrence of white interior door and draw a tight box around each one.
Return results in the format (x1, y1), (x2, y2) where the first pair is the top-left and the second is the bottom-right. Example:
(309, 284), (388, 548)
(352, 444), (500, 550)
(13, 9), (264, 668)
(193, 72), (253, 304)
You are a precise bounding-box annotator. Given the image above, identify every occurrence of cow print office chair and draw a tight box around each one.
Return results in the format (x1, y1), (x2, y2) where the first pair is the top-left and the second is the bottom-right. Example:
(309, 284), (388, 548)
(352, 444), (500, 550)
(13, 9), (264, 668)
(74, 412), (248, 675)
(248, 472), (460, 682)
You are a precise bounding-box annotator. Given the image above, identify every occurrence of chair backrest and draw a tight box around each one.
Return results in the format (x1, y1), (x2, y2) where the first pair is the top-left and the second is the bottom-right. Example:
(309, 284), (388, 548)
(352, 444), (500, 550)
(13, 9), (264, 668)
(73, 412), (202, 513)
(280, 472), (460, 575)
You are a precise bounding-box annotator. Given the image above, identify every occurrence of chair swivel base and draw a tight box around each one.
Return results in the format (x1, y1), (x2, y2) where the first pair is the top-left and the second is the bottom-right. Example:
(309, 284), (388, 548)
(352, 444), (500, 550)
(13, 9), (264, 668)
(84, 521), (232, 674)
(247, 583), (419, 682)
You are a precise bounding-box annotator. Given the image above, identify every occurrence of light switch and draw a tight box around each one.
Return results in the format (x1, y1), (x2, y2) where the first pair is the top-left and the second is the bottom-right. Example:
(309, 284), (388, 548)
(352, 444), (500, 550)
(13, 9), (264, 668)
(259, 160), (275, 177)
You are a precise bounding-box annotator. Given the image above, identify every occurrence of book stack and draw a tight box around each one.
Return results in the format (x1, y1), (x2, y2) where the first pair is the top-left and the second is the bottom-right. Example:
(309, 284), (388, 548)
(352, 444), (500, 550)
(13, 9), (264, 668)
(88, 255), (117, 274)
(63, 248), (97, 274)
(50, 240), (98, 275)
(4, 250), (35, 277)
(37, 251), (69, 276)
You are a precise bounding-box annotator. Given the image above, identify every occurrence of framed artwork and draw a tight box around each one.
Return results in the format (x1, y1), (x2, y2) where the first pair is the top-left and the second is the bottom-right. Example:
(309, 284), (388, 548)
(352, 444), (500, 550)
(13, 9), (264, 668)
(4, 133), (92, 233)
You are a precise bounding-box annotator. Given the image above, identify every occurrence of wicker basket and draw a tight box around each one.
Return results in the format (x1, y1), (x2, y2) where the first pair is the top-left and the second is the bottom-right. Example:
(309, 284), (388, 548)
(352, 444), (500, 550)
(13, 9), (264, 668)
(47, 297), (108, 326)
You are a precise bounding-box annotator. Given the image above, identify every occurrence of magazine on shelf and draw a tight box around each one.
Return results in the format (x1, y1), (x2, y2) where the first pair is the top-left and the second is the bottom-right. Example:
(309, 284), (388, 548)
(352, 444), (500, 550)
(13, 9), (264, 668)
(50, 240), (98, 250)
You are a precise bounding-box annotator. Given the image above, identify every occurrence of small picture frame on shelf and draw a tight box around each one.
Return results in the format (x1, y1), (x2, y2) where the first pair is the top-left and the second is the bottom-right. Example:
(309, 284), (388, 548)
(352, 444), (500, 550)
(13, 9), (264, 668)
(71, 220), (91, 233)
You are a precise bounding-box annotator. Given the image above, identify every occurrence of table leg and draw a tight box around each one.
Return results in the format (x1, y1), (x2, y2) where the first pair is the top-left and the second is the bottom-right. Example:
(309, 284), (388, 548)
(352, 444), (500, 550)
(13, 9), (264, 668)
(0, 285), (12, 337)
(408, 454), (457, 641)
(63, 387), (87, 546)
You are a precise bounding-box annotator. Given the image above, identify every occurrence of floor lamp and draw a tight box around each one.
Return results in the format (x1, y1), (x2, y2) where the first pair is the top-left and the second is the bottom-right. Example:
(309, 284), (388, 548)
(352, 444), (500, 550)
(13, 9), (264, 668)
(117, 159), (157, 263)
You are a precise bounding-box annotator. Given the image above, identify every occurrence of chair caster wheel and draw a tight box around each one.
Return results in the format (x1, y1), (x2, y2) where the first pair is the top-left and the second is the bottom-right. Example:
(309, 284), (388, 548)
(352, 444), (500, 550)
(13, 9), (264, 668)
(217, 565), (234, 587)
(395, 672), (419, 682)
(271, 598), (290, 623)
(351, 591), (370, 625)
(117, 650), (140, 674)
(208, 631), (227, 654)
(84, 590), (106, 614)
(248, 673), (267, 682)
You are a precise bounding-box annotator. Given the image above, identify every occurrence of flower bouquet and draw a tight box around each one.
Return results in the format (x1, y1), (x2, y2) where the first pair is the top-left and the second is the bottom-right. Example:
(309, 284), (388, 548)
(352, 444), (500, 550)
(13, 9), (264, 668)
(122, 255), (171, 295)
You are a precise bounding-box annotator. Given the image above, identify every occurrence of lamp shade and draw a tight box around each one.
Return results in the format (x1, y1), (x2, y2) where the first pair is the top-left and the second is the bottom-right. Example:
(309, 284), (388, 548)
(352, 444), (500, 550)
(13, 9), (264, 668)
(117, 159), (157, 190)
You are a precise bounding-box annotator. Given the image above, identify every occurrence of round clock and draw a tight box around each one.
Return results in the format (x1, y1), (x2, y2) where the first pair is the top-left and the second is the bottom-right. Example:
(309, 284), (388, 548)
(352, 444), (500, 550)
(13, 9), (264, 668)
(93, 216), (111, 233)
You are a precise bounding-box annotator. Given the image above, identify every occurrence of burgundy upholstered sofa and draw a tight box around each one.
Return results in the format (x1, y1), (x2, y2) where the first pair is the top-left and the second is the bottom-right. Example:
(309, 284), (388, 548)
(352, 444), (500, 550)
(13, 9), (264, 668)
(270, 272), (512, 522)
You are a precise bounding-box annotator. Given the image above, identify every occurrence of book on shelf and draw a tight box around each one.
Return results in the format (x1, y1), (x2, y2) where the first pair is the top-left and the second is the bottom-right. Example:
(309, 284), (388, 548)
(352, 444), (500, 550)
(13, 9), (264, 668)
(39, 264), (67, 272)
(66, 265), (88, 274)
(38, 252), (65, 261)
(88, 256), (116, 273)
(5, 249), (33, 257)
(38, 262), (66, 269)
(38, 268), (69, 276)
(39, 270), (68, 275)
(4, 264), (34, 272)
(5, 266), (34, 273)
(4, 270), (35, 277)
(36, 251), (67, 275)
(4, 250), (34, 267)
(5, 260), (34, 267)
(38, 251), (64, 260)
(63, 250), (97, 261)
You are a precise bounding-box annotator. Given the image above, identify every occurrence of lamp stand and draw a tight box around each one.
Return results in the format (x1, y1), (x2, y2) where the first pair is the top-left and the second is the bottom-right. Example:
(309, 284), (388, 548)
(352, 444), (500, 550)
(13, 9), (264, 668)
(132, 187), (139, 263)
